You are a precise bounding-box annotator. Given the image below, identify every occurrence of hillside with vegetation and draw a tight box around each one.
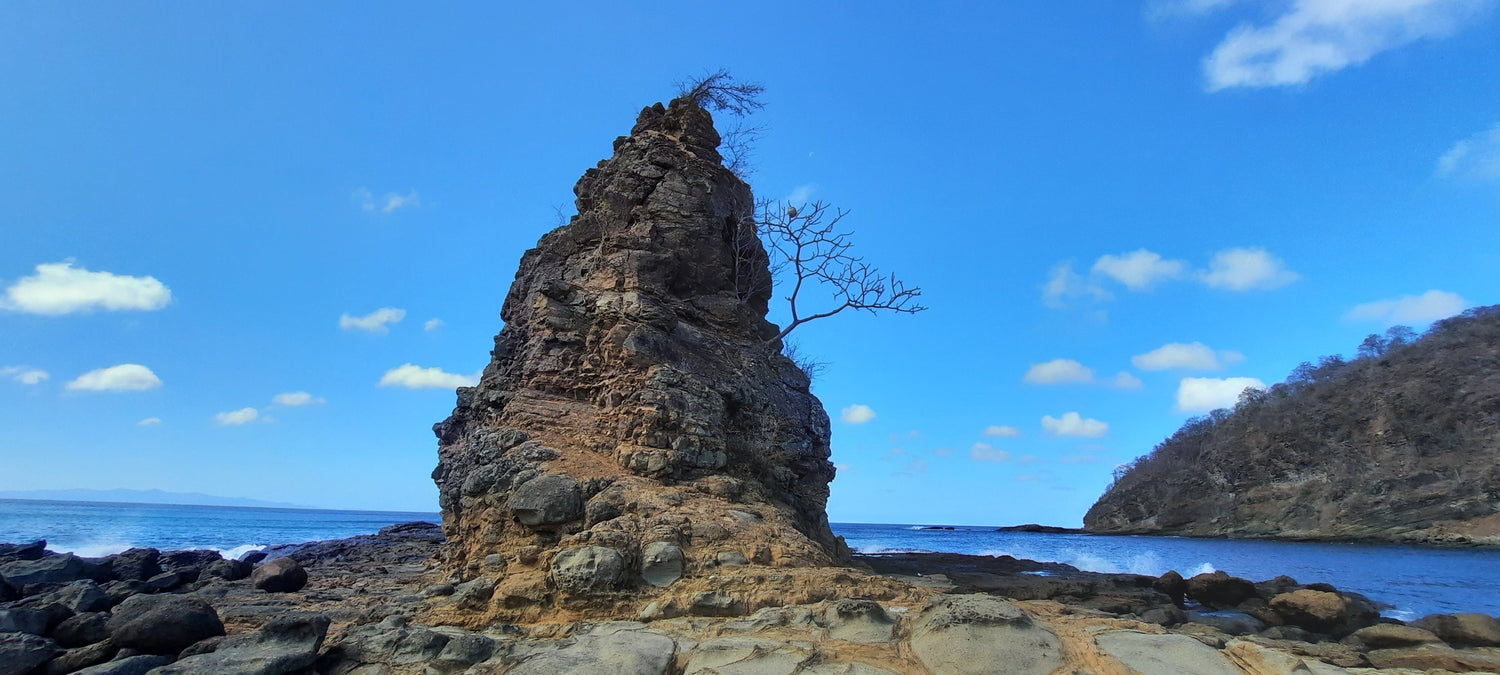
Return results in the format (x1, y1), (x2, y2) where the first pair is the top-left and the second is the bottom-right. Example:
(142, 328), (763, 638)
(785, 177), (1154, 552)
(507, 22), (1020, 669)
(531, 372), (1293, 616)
(1085, 305), (1500, 546)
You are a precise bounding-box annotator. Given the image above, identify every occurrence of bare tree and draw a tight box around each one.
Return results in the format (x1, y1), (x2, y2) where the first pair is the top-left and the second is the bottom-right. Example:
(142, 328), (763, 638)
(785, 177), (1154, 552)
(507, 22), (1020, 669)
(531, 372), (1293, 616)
(720, 123), (764, 178)
(757, 199), (926, 343)
(675, 69), (765, 117)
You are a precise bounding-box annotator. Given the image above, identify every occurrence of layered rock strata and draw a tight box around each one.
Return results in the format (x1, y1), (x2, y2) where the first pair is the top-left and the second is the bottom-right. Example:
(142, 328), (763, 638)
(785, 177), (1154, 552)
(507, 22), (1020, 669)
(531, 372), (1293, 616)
(429, 97), (847, 621)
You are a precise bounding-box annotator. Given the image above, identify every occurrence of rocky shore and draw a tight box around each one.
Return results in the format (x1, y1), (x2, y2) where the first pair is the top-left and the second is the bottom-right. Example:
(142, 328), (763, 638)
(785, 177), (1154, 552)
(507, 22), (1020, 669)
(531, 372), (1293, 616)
(5, 524), (1500, 674)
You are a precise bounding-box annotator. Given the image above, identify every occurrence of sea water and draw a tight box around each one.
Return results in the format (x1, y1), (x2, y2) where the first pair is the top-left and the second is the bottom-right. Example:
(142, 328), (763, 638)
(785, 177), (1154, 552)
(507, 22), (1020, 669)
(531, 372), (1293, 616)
(3, 499), (1497, 619)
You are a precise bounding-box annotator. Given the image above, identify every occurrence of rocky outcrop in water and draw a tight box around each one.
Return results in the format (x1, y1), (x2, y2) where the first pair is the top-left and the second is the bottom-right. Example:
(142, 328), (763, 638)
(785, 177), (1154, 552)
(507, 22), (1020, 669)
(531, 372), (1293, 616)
(428, 96), (848, 622)
(1086, 306), (1500, 546)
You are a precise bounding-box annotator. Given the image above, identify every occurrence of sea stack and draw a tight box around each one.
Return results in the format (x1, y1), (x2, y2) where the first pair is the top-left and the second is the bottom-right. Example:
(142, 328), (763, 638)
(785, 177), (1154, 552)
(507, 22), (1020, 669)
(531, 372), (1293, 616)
(429, 96), (847, 620)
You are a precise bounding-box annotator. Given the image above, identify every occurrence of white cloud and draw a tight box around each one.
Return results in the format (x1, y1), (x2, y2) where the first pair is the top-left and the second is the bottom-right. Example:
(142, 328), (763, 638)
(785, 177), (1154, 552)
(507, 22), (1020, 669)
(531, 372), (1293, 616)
(1439, 123), (1500, 180)
(1024, 358), (1095, 385)
(1112, 371), (1146, 390)
(786, 184), (818, 204)
(378, 364), (479, 390)
(970, 442), (1012, 462)
(1177, 376), (1267, 412)
(1203, 0), (1488, 91)
(424, 318), (444, 332)
(840, 404), (878, 424)
(0, 262), (171, 316)
(983, 425), (1022, 438)
(358, 187), (420, 213)
(66, 364), (162, 392)
(214, 407), (261, 426)
(1132, 342), (1245, 371)
(1347, 290), (1467, 324)
(1091, 249), (1187, 291)
(1200, 247), (1298, 291)
(1042, 262), (1111, 309)
(340, 307), (406, 334)
(1041, 412), (1110, 438)
(137, 417), (162, 426)
(1, 366), (49, 385)
(272, 391), (326, 407)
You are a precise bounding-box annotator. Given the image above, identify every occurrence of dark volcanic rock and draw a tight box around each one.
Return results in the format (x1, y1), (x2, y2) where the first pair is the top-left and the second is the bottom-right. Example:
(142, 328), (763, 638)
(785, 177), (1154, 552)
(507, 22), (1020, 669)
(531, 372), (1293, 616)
(251, 557), (307, 593)
(154, 612), (330, 675)
(71, 654), (174, 675)
(1085, 306), (1500, 545)
(429, 95), (845, 617)
(1412, 612), (1500, 647)
(1185, 571), (1258, 609)
(200, 559), (251, 582)
(159, 550), (221, 584)
(106, 594), (225, 655)
(0, 540), (47, 562)
(0, 632), (61, 675)
(0, 554), (97, 587)
(102, 549), (161, 583)
(46, 638), (118, 674)
(53, 611), (112, 648)
(1154, 570), (1187, 607)
(1269, 589), (1378, 637)
(29, 580), (111, 614)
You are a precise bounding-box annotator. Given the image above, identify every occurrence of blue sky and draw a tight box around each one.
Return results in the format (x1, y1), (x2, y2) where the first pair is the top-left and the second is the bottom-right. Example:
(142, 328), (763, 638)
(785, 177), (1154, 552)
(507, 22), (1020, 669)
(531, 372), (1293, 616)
(2, 1), (1497, 521)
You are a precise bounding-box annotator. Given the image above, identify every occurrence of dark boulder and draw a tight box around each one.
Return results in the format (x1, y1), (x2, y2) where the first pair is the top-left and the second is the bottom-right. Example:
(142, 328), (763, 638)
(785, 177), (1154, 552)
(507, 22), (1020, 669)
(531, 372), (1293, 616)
(1153, 570), (1187, 607)
(200, 559), (250, 582)
(238, 550), (268, 565)
(1269, 589), (1378, 637)
(1412, 613), (1500, 647)
(153, 612), (330, 674)
(1185, 571), (1258, 609)
(507, 474), (584, 531)
(0, 554), (97, 587)
(102, 549), (161, 583)
(0, 540), (47, 562)
(0, 607), (53, 636)
(143, 572), (185, 593)
(106, 594), (225, 655)
(0, 632), (61, 675)
(250, 557), (307, 593)
(46, 638), (119, 674)
(70, 654), (174, 674)
(53, 612), (112, 648)
(158, 551), (221, 584)
(101, 580), (145, 607)
(29, 580), (111, 614)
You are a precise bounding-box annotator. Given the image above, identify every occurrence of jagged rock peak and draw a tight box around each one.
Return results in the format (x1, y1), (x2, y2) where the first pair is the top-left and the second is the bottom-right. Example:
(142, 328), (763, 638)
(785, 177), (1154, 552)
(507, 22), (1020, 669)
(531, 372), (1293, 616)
(429, 96), (847, 623)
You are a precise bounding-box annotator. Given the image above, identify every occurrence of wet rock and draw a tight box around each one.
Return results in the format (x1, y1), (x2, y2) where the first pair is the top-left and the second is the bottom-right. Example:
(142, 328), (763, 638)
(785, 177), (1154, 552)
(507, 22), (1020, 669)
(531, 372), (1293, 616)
(1186, 571), (1259, 609)
(508, 627), (674, 675)
(549, 546), (625, 594)
(1096, 631), (1242, 675)
(71, 654), (174, 675)
(640, 543), (683, 587)
(508, 475), (584, 531)
(200, 559), (251, 582)
(823, 599), (896, 643)
(1155, 570), (1187, 606)
(910, 594), (1062, 675)
(101, 549), (161, 583)
(1269, 590), (1377, 636)
(251, 557), (307, 593)
(1412, 612), (1500, 647)
(1344, 623), (1443, 650)
(53, 612), (111, 648)
(0, 632), (61, 675)
(45, 638), (118, 674)
(106, 594), (225, 655)
(154, 612), (330, 675)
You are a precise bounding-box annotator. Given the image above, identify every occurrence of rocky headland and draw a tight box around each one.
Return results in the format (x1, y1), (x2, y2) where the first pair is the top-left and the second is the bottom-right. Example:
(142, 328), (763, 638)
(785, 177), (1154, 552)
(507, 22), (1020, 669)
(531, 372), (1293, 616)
(7, 93), (1500, 674)
(1086, 307), (1500, 547)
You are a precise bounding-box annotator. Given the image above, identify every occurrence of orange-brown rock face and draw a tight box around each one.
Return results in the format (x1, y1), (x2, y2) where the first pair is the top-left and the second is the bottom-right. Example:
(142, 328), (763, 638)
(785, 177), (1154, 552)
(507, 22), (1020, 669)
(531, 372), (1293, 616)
(429, 97), (848, 620)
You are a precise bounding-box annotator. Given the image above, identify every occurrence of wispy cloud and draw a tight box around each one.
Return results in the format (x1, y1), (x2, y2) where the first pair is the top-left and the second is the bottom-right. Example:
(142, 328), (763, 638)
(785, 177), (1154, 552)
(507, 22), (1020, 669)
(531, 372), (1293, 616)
(1177, 376), (1266, 412)
(378, 364), (479, 390)
(1, 366), (49, 385)
(840, 404), (877, 424)
(340, 307), (406, 334)
(1042, 262), (1111, 309)
(1044, 247), (1296, 310)
(1092, 249), (1187, 291)
(1132, 342), (1245, 371)
(1201, 0), (1490, 91)
(1, 261), (171, 316)
(786, 184), (818, 204)
(137, 417), (162, 426)
(66, 364), (162, 392)
(1438, 123), (1500, 180)
(1199, 247), (1299, 291)
(1347, 290), (1467, 324)
(357, 187), (421, 214)
(1024, 359), (1095, 385)
(272, 391), (326, 407)
(970, 442), (1012, 462)
(983, 425), (1022, 438)
(214, 407), (261, 426)
(1041, 412), (1109, 438)
(424, 318), (444, 332)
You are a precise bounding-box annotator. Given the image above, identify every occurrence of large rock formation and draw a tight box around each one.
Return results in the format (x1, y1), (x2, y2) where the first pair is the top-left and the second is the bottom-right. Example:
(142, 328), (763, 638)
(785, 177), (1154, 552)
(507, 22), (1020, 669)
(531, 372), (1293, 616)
(1085, 306), (1500, 545)
(429, 96), (847, 620)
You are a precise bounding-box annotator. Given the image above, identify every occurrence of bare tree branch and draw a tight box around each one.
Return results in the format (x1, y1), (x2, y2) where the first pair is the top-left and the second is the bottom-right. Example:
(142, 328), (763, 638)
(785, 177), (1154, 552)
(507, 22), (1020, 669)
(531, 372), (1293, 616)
(721, 123), (764, 178)
(675, 69), (766, 117)
(755, 199), (926, 342)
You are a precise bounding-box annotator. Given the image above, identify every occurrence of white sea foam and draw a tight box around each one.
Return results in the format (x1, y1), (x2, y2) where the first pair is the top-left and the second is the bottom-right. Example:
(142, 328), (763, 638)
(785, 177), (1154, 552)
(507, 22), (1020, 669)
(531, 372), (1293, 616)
(1189, 562), (1216, 576)
(45, 541), (268, 559)
(854, 544), (935, 554)
(213, 544), (267, 559)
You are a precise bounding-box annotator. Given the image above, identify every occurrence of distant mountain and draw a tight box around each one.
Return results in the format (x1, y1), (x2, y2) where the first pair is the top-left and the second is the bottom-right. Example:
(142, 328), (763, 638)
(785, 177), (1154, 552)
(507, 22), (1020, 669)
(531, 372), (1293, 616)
(1085, 305), (1500, 546)
(0, 488), (310, 510)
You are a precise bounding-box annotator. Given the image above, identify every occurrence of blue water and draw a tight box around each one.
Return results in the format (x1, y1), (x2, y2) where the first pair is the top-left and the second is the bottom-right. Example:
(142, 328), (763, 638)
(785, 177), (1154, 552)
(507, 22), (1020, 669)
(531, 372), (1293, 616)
(2, 499), (1497, 620)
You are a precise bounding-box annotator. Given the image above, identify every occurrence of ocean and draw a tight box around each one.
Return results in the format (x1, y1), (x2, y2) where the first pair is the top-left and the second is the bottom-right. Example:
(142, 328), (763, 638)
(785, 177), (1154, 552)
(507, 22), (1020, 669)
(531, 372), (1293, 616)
(3, 499), (1497, 619)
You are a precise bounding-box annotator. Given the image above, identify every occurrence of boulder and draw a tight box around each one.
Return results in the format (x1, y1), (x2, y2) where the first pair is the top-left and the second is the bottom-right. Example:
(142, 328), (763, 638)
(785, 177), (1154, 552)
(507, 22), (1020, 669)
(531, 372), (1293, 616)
(250, 557), (307, 593)
(239, 550), (268, 565)
(1412, 612), (1500, 647)
(640, 543), (683, 587)
(45, 638), (118, 674)
(1269, 590), (1377, 636)
(1186, 571), (1259, 609)
(1184, 610), (1265, 636)
(0, 540), (47, 562)
(823, 599), (896, 643)
(102, 580), (145, 607)
(1096, 631), (1242, 675)
(102, 549), (160, 583)
(53, 612), (111, 648)
(143, 572), (186, 593)
(0, 607), (53, 636)
(32, 580), (110, 614)
(1154, 570), (1187, 606)
(424, 633), (496, 674)
(199, 559), (250, 582)
(507, 474), (583, 531)
(0, 632), (61, 675)
(910, 594), (1062, 675)
(71, 654), (174, 674)
(1366, 643), (1500, 672)
(449, 577), (495, 611)
(549, 546), (625, 594)
(153, 612), (330, 675)
(158, 551), (222, 584)
(1344, 623), (1442, 650)
(0, 554), (96, 587)
(106, 594), (225, 655)
(507, 627), (674, 675)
